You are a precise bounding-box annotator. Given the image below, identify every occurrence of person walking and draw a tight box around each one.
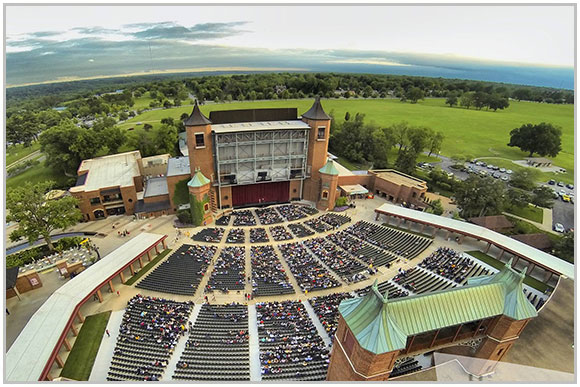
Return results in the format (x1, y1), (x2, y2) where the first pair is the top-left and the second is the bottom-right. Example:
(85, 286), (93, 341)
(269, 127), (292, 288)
(106, 329), (110, 337)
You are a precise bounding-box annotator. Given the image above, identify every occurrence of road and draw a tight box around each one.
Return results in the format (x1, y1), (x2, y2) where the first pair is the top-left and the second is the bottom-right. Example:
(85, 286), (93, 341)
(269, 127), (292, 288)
(6, 149), (41, 169)
(551, 199), (575, 232)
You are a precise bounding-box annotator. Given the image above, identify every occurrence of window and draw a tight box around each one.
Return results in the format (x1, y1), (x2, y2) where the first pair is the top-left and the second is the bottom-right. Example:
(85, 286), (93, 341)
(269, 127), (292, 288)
(195, 133), (205, 148)
(224, 196), (229, 200)
(204, 203), (210, 212)
(128, 198), (133, 203)
(293, 189), (297, 193)
(90, 197), (101, 205)
(497, 348), (504, 357)
(317, 126), (326, 140)
(322, 190), (329, 199)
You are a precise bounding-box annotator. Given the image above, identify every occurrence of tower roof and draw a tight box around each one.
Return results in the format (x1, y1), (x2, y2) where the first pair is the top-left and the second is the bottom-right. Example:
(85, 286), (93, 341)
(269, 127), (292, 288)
(338, 260), (537, 355)
(301, 96), (331, 120)
(184, 100), (211, 126)
(319, 159), (339, 176)
(188, 168), (210, 188)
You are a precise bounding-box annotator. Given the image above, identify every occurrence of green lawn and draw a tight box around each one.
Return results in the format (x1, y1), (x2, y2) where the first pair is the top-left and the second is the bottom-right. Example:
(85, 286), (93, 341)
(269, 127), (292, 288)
(505, 204), (544, 224)
(465, 250), (551, 293)
(335, 156), (372, 171)
(6, 142), (40, 166)
(6, 162), (73, 191)
(60, 311), (111, 381)
(124, 249), (172, 286)
(118, 98), (573, 182)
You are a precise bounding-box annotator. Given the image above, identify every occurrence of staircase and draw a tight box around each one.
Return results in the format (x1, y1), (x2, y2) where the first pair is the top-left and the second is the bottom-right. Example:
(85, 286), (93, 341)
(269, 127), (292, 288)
(209, 188), (218, 213)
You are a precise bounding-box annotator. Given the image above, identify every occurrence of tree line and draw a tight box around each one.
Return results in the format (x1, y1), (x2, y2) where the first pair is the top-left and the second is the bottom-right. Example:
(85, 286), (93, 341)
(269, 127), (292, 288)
(328, 111), (444, 174)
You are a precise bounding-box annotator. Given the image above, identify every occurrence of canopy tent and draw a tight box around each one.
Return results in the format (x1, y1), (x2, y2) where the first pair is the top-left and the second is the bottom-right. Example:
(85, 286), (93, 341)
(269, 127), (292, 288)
(340, 184), (369, 196)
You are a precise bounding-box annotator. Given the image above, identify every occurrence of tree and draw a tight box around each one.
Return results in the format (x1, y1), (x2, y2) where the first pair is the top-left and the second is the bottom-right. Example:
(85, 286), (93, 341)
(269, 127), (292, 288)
(395, 149), (417, 175)
(391, 121), (410, 153)
(39, 120), (103, 174)
(407, 127), (430, 155)
(154, 124), (179, 155)
(531, 186), (555, 208)
(6, 181), (82, 251)
(454, 176), (506, 218)
(427, 199), (444, 215)
(445, 92), (458, 107)
(118, 111), (129, 121)
(509, 169), (536, 191)
(553, 232), (574, 262)
(487, 94), (510, 111)
(428, 131), (444, 157)
(507, 188), (532, 209)
(473, 91), (489, 110)
(406, 87), (424, 103)
(101, 126), (127, 154)
(508, 122), (562, 157)
(460, 92), (475, 109)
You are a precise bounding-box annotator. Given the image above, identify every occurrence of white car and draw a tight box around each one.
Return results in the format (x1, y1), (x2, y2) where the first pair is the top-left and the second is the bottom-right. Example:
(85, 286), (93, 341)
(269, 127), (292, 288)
(506, 169), (513, 174)
(553, 223), (565, 233)
(501, 175), (509, 181)
(499, 168), (506, 173)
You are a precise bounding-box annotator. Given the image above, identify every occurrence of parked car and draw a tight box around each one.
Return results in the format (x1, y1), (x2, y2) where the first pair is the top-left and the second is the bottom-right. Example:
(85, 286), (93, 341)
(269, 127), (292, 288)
(553, 223), (565, 233)
(548, 179), (556, 185)
(487, 164), (494, 169)
(562, 195), (571, 203)
(500, 175), (509, 182)
(479, 170), (488, 176)
(559, 189), (567, 197)
(493, 165), (500, 171)
(492, 172), (500, 179)
(499, 168), (506, 173)
(557, 181), (564, 187)
(566, 183), (574, 190)
(506, 169), (513, 174)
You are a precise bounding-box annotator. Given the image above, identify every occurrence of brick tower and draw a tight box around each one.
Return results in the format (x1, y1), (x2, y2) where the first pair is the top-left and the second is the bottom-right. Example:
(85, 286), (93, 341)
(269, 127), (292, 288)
(187, 168), (213, 226)
(317, 159), (340, 211)
(301, 97), (332, 202)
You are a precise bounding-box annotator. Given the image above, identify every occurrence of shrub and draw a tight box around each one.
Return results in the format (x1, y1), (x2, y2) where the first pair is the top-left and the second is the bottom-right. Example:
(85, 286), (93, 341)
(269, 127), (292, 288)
(177, 209), (192, 224)
(6, 236), (85, 268)
(335, 196), (348, 207)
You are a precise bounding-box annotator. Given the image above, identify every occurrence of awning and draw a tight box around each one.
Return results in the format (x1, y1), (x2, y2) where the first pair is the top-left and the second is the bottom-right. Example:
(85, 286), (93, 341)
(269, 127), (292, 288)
(340, 184), (369, 196)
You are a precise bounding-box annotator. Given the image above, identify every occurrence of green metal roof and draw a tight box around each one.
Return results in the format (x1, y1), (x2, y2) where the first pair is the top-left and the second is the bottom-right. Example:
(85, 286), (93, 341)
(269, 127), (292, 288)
(187, 169), (210, 188)
(339, 261), (537, 355)
(319, 159), (339, 176)
(339, 281), (408, 354)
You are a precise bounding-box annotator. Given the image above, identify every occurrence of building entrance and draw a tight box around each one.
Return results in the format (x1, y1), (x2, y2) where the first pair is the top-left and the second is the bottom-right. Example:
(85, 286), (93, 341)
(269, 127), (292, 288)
(231, 181), (290, 208)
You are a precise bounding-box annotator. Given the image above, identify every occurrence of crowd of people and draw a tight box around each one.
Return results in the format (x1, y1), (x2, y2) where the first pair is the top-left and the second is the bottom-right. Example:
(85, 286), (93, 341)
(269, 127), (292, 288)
(288, 223), (315, 238)
(232, 210), (257, 226)
(250, 228), (270, 243)
(226, 228), (245, 244)
(278, 242), (341, 292)
(256, 300), (330, 380)
(308, 292), (354, 341)
(206, 246), (246, 292)
(108, 295), (193, 381)
(251, 246), (295, 297)
(277, 204), (308, 221)
(256, 207), (285, 225)
(269, 225), (293, 241)
(419, 247), (476, 284)
(304, 218), (332, 233)
(192, 227), (225, 243)
(215, 214), (231, 226)
(318, 213), (351, 228)
(303, 237), (369, 283)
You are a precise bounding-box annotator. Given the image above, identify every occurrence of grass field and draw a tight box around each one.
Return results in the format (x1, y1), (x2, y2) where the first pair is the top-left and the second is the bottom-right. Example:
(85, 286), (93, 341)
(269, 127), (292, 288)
(6, 162), (72, 191)
(465, 251), (551, 293)
(505, 204), (544, 224)
(60, 311), (111, 381)
(118, 98), (573, 182)
(6, 142), (40, 166)
(124, 249), (172, 286)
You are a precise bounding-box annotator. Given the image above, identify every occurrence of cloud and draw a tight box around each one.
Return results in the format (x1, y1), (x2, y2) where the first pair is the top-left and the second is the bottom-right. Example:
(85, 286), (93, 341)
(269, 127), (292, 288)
(122, 21), (178, 29)
(29, 31), (62, 37)
(130, 21), (249, 41)
(72, 26), (120, 35)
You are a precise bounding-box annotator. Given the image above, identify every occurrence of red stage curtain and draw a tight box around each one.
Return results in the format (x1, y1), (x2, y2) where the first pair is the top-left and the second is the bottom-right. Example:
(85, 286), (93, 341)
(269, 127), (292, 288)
(232, 181), (290, 207)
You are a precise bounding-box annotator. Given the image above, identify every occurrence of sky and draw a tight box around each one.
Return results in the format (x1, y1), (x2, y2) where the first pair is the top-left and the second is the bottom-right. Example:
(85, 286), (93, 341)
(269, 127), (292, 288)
(4, 5), (575, 87)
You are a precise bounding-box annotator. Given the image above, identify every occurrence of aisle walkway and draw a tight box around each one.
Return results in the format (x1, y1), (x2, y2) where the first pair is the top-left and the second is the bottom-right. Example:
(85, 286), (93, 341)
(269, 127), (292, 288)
(302, 301), (332, 348)
(161, 304), (202, 381)
(248, 304), (262, 382)
(89, 310), (125, 381)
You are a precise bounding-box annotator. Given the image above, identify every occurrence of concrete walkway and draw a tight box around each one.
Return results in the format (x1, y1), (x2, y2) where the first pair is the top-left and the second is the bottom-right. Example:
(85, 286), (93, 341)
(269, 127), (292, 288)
(89, 310), (125, 381)
(502, 209), (557, 235)
(302, 300), (332, 348)
(248, 304), (262, 382)
(162, 304), (202, 381)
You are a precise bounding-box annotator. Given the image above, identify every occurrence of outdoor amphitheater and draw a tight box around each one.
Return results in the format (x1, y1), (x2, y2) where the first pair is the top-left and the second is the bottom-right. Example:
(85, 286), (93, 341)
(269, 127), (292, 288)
(6, 199), (574, 382)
